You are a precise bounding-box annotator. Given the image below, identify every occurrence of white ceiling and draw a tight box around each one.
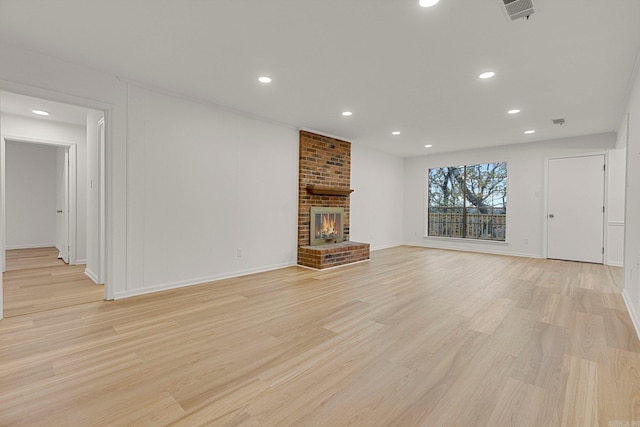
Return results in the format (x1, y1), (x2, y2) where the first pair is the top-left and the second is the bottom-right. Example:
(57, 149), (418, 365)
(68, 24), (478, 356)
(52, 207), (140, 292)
(1, 0), (639, 157)
(0, 91), (88, 126)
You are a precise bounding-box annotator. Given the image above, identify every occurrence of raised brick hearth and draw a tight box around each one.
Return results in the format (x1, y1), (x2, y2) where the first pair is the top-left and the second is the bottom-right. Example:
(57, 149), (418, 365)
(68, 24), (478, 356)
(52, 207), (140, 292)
(298, 241), (371, 269)
(297, 130), (370, 269)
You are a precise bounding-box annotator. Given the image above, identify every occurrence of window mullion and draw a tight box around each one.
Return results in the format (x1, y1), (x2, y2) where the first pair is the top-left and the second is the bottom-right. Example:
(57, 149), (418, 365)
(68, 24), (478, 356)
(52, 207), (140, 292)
(462, 165), (467, 238)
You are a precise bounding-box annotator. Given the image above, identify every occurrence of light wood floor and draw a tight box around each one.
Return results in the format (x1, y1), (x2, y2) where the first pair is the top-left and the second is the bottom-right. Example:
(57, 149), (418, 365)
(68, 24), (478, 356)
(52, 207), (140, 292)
(3, 247), (104, 318)
(0, 246), (638, 426)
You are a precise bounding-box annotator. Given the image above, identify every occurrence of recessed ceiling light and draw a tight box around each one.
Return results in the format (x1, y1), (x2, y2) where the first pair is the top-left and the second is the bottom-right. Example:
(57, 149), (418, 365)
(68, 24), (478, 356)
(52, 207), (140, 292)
(258, 76), (272, 84)
(508, 109), (521, 114)
(425, 144), (433, 148)
(32, 109), (50, 116)
(418, 0), (440, 7)
(392, 131), (401, 135)
(524, 130), (535, 134)
(342, 111), (352, 116)
(478, 71), (495, 79)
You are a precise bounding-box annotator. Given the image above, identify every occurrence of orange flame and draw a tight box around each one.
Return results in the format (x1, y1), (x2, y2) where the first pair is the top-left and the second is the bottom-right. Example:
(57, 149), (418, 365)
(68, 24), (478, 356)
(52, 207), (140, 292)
(315, 213), (341, 238)
(321, 214), (337, 236)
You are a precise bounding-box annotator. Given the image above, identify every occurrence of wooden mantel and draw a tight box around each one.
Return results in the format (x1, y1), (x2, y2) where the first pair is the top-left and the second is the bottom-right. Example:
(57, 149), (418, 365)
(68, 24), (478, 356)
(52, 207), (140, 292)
(305, 184), (354, 197)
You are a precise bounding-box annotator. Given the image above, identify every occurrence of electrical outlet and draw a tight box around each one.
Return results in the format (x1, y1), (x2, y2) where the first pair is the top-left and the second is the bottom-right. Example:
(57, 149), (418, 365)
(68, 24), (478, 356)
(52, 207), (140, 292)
(523, 238), (528, 245)
(237, 249), (242, 258)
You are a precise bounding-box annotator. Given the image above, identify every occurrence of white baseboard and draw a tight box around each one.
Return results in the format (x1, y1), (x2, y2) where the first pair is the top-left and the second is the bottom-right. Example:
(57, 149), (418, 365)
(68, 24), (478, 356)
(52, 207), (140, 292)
(622, 289), (640, 342)
(85, 268), (100, 284)
(5, 243), (56, 250)
(403, 241), (543, 259)
(370, 243), (403, 252)
(113, 261), (296, 300)
(75, 259), (86, 265)
(605, 261), (624, 267)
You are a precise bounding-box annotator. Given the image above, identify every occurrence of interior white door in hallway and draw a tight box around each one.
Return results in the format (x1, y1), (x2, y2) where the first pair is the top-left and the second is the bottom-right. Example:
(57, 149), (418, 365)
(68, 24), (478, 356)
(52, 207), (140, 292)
(56, 147), (69, 263)
(547, 154), (605, 263)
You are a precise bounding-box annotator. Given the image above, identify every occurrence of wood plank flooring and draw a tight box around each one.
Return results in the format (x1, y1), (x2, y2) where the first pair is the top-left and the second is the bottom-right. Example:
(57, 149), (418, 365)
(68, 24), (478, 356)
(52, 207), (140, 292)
(0, 246), (638, 426)
(3, 247), (104, 318)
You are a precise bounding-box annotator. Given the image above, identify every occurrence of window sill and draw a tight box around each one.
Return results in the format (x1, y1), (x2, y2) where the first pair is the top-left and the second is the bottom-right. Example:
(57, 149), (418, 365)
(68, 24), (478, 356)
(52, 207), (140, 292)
(424, 236), (510, 246)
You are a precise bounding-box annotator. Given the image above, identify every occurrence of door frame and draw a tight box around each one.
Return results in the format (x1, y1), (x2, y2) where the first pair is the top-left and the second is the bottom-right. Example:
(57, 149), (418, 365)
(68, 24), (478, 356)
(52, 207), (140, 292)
(542, 151), (608, 261)
(98, 117), (106, 284)
(1, 136), (78, 268)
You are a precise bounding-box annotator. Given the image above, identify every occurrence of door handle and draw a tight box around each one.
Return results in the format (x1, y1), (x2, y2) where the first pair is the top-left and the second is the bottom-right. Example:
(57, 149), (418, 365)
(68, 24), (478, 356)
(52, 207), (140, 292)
(57, 210), (63, 213)
(548, 213), (554, 218)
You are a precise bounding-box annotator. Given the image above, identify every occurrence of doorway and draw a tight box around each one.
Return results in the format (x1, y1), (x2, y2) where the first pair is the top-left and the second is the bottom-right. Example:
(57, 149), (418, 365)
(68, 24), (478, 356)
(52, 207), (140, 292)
(546, 154), (606, 263)
(0, 91), (107, 319)
(2, 139), (77, 267)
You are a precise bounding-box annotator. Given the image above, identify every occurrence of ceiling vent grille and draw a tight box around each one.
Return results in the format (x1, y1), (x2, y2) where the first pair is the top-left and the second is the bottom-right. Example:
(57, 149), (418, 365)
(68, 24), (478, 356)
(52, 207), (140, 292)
(501, 0), (535, 20)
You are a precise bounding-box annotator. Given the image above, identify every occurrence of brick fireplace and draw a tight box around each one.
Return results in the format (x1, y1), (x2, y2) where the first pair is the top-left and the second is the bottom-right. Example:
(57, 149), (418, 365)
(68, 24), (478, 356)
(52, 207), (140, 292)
(297, 130), (370, 269)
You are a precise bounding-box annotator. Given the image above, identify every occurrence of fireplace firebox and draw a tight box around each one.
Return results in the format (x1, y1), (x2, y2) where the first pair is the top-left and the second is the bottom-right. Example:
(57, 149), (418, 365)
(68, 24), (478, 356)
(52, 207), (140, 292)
(310, 207), (344, 246)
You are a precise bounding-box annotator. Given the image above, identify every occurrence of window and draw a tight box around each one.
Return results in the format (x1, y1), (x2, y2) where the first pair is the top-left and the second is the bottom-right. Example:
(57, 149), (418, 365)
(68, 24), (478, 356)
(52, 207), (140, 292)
(427, 162), (507, 241)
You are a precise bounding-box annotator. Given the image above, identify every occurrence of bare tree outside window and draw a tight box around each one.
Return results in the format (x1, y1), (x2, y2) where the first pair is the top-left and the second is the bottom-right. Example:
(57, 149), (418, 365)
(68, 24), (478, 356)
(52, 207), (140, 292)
(428, 162), (507, 240)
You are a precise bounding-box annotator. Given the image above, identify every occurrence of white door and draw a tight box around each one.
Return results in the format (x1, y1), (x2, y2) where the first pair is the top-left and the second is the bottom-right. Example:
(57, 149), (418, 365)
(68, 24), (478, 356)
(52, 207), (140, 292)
(547, 154), (605, 263)
(56, 147), (69, 263)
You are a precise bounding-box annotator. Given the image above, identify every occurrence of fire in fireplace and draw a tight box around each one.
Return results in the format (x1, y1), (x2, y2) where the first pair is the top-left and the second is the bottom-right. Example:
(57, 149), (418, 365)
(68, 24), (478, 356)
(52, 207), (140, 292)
(310, 206), (344, 246)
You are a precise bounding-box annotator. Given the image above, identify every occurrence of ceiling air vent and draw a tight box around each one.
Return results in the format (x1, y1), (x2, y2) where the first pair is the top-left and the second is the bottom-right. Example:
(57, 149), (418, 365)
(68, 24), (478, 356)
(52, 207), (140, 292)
(501, 0), (535, 20)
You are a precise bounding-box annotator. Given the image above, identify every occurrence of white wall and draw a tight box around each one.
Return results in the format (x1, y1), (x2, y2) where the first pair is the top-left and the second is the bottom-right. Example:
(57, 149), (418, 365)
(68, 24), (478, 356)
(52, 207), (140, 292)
(0, 43), (302, 300)
(350, 143), (403, 250)
(623, 66), (640, 338)
(123, 85), (298, 297)
(5, 141), (57, 249)
(0, 43), (301, 300)
(403, 133), (616, 258)
(1, 113), (88, 261)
